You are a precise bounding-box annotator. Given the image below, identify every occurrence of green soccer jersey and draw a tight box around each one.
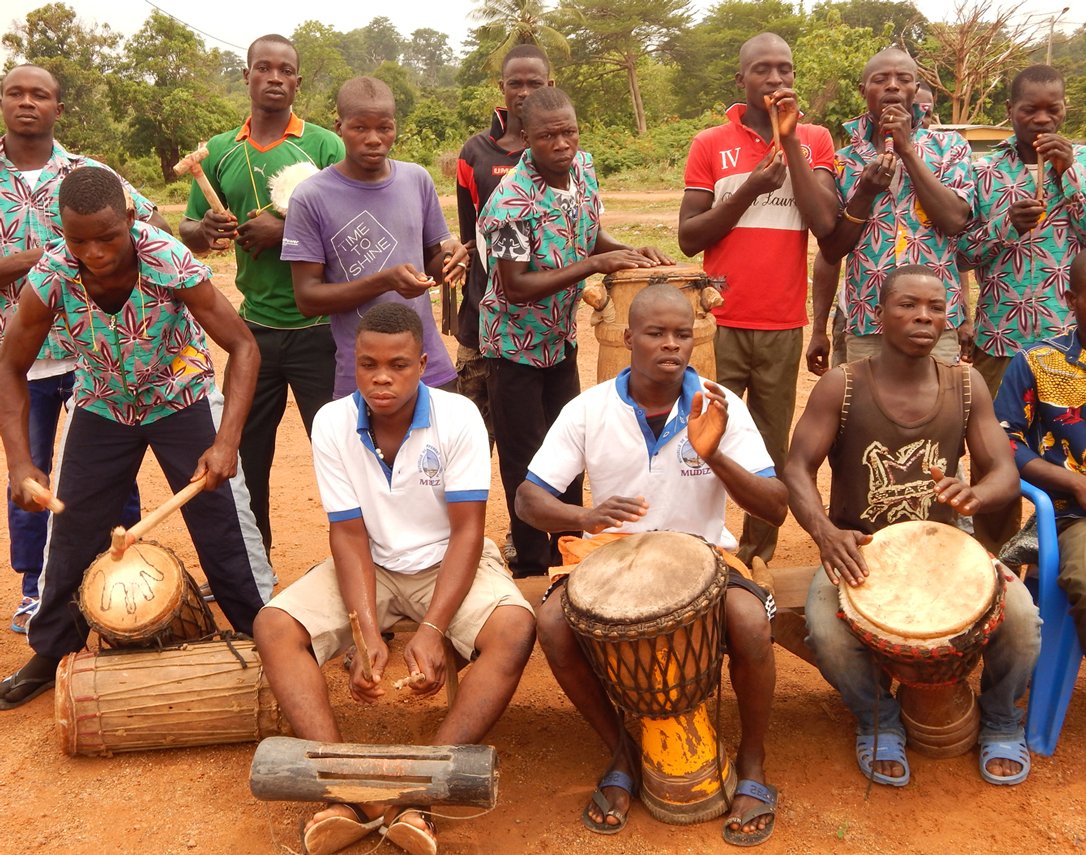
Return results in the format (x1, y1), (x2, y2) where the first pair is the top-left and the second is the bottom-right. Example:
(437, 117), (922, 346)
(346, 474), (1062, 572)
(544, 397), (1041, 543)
(183, 114), (344, 328)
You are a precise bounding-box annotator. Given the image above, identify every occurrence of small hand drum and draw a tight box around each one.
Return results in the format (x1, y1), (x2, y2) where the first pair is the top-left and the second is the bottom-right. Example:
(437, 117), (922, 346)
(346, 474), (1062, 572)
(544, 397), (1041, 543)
(80, 541), (217, 649)
(563, 531), (734, 824)
(839, 520), (1006, 757)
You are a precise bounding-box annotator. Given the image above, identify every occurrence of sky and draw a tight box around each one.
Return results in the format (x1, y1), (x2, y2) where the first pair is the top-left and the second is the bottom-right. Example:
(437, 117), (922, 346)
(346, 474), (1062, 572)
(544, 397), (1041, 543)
(1, 0), (1082, 64)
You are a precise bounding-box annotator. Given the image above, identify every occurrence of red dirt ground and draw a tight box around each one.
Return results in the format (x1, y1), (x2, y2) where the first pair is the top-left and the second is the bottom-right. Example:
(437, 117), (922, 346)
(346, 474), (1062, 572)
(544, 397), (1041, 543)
(1, 229), (1085, 855)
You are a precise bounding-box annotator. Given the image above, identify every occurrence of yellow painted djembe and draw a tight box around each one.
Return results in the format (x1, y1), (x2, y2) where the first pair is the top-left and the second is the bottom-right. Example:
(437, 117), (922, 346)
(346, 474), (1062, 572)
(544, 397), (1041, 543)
(563, 531), (734, 824)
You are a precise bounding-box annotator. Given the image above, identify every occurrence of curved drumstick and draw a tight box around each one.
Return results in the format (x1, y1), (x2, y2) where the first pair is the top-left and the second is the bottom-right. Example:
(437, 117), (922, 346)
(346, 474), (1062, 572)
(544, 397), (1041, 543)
(22, 478), (64, 513)
(109, 476), (208, 560)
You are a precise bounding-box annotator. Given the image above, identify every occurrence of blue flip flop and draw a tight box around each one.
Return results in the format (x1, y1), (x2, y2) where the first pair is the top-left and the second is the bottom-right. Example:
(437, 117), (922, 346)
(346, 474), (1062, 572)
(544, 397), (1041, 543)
(979, 737), (1031, 786)
(11, 597), (38, 634)
(582, 770), (637, 835)
(722, 780), (778, 847)
(856, 733), (910, 786)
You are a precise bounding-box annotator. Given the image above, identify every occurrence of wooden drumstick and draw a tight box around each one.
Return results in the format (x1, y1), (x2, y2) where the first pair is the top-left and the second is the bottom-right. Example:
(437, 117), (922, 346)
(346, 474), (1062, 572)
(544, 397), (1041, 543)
(393, 672), (427, 690)
(110, 476), (207, 559)
(348, 611), (374, 682)
(21, 478), (64, 513)
(1036, 150), (1045, 201)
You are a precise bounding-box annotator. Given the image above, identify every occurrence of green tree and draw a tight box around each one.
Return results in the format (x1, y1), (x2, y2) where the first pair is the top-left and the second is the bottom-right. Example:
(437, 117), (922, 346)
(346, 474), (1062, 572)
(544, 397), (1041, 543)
(669, 0), (804, 118)
(564, 0), (691, 134)
(373, 61), (419, 120)
(404, 28), (454, 87)
(468, 0), (573, 73)
(339, 17), (405, 73)
(2, 3), (122, 157)
(292, 21), (351, 126)
(795, 11), (893, 143)
(109, 11), (239, 182)
(812, 0), (927, 50)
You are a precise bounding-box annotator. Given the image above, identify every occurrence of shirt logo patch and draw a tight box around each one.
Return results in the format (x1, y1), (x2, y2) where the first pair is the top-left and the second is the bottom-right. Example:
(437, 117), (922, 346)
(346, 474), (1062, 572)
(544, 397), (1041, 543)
(677, 437), (711, 476)
(492, 165), (513, 176)
(330, 210), (399, 279)
(418, 445), (443, 485)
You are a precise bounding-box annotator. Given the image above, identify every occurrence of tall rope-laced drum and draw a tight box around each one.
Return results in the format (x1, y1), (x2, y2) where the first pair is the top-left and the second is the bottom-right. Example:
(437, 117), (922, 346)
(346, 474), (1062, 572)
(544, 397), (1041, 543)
(838, 520), (1006, 757)
(562, 531), (734, 824)
(582, 263), (723, 384)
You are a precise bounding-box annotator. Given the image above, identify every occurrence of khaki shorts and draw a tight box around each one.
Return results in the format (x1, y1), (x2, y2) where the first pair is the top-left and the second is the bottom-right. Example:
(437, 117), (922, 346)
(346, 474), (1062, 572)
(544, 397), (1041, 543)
(264, 538), (533, 665)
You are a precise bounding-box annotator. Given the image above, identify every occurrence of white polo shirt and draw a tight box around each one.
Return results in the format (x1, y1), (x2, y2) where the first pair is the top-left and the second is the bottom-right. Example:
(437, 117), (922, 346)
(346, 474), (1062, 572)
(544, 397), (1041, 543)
(311, 384), (490, 574)
(527, 367), (774, 552)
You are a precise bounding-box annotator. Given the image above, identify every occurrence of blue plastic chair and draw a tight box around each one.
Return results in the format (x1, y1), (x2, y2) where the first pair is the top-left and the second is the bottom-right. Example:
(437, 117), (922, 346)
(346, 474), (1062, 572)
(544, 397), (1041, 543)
(1021, 480), (1084, 756)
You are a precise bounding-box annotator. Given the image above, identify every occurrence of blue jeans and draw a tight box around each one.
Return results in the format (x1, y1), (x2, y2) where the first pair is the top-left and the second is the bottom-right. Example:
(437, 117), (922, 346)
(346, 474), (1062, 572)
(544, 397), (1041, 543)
(805, 566), (1041, 741)
(7, 372), (140, 598)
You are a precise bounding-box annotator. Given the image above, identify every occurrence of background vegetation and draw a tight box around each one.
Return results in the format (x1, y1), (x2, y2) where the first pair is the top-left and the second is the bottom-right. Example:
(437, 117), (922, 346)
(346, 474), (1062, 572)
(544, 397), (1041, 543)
(2, 0), (1082, 202)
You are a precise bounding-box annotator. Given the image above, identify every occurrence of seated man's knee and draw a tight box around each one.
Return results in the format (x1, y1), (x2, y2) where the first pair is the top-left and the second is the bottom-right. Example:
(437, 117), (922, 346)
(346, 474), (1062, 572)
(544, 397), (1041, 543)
(726, 592), (772, 659)
(253, 606), (309, 653)
(536, 592), (583, 665)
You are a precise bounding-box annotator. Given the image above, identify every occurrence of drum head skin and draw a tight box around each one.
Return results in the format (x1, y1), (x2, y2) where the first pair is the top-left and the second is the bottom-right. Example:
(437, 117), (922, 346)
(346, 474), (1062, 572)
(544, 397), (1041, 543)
(565, 531), (720, 624)
(844, 521), (995, 638)
(81, 542), (183, 637)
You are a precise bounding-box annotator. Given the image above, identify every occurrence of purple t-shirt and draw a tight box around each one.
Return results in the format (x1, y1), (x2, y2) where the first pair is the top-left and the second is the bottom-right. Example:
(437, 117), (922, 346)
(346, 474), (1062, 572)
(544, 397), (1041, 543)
(282, 160), (456, 397)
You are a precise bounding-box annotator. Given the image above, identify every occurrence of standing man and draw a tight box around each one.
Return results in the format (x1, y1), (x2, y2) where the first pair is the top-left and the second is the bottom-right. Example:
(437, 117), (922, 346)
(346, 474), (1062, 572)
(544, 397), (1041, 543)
(284, 77), (465, 402)
(678, 32), (838, 565)
(820, 48), (975, 364)
(959, 65), (1085, 399)
(0, 168), (271, 710)
(478, 86), (672, 578)
(180, 34), (345, 561)
(454, 44), (553, 443)
(0, 64), (160, 631)
(996, 251), (1086, 659)
(807, 79), (938, 377)
(785, 265), (1039, 787)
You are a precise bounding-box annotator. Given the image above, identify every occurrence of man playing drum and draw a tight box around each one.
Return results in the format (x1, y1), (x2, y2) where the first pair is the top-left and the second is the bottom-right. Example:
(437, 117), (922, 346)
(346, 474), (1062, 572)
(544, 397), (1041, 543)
(0, 167), (273, 709)
(785, 264), (1041, 787)
(253, 303), (536, 855)
(478, 85), (672, 578)
(517, 284), (787, 845)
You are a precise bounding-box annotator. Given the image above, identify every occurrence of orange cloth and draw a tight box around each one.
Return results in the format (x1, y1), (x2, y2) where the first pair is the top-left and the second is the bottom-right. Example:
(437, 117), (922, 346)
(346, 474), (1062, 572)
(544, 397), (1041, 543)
(550, 532), (752, 580)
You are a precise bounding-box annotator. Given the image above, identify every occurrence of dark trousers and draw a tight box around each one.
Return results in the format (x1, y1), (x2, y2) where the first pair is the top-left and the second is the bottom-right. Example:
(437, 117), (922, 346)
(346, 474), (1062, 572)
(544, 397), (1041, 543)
(486, 345), (583, 577)
(240, 322), (336, 557)
(7, 372), (139, 598)
(30, 396), (271, 659)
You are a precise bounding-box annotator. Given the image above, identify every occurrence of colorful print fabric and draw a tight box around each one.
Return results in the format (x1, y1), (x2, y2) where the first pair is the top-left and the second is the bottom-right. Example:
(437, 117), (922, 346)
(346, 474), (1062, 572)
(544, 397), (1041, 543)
(27, 221), (215, 426)
(0, 138), (157, 359)
(958, 138), (1086, 357)
(477, 150), (601, 367)
(834, 112), (976, 336)
(996, 329), (1086, 519)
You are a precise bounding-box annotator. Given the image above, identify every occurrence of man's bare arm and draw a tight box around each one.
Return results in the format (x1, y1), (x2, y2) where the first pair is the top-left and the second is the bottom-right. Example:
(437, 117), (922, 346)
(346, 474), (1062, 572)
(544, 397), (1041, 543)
(782, 369), (872, 585)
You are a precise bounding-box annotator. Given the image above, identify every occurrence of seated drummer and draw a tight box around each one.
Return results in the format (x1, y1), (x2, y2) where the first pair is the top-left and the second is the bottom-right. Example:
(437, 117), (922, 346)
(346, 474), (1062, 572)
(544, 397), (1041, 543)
(253, 303), (535, 855)
(784, 264), (1041, 787)
(0, 167), (273, 710)
(516, 284), (787, 846)
(995, 251), (1086, 660)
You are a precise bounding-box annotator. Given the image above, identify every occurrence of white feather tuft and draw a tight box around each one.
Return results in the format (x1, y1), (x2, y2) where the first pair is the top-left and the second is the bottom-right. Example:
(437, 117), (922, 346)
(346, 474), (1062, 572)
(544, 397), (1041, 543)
(268, 161), (319, 215)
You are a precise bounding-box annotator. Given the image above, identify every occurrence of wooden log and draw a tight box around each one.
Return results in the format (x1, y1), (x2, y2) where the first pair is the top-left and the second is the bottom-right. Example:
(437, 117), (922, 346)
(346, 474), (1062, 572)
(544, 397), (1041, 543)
(765, 565), (820, 610)
(249, 737), (498, 808)
(772, 608), (818, 667)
